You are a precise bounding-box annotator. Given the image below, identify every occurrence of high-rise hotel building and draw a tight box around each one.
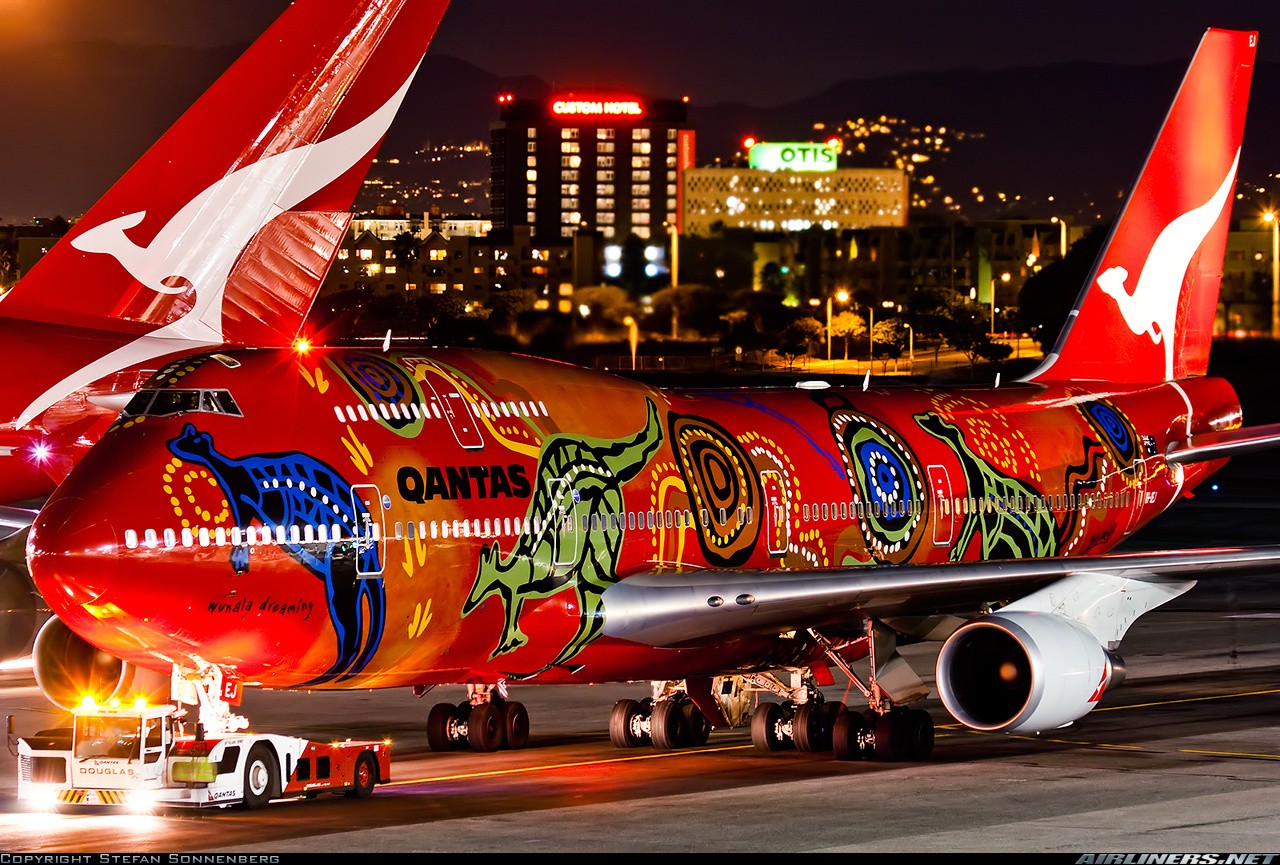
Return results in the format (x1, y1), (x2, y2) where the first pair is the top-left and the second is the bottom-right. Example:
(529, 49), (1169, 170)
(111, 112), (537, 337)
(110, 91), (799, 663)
(490, 93), (695, 240)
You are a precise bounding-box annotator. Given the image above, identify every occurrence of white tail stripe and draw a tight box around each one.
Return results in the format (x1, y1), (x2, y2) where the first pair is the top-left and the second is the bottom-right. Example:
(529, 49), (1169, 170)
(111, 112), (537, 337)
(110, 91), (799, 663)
(1097, 148), (1240, 381)
(18, 64), (422, 429)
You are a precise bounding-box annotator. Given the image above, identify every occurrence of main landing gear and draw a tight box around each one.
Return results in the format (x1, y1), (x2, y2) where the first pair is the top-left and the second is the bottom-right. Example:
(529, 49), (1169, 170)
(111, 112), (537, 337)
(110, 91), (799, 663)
(609, 678), (744, 750)
(423, 683), (530, 753)
(742, 668), (933, 762)
(606, 626), (937, 763)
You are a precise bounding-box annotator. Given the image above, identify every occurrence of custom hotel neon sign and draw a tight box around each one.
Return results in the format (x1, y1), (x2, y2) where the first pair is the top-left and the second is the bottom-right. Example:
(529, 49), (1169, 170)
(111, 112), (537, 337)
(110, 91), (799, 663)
(551, 99), (644, 116)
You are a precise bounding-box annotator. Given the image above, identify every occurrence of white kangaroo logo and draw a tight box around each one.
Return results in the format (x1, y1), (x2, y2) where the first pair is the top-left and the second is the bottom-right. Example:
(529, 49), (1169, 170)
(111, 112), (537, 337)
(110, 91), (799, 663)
(17, 65), (420, 429)
(1097, 148), (1240, 381)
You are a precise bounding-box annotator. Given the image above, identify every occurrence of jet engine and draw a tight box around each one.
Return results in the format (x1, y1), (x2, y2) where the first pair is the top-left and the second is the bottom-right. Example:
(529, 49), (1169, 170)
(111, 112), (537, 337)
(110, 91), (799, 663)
(0, 561), (44, 662)
(32, 617), (167, 710)
(935, 610), (1125, 733)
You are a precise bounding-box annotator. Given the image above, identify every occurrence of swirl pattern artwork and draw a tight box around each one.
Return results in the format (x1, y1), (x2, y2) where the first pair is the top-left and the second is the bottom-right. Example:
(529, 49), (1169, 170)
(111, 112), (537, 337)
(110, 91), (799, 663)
(828, 406), (925, 564)
(668, 413), (761, 567)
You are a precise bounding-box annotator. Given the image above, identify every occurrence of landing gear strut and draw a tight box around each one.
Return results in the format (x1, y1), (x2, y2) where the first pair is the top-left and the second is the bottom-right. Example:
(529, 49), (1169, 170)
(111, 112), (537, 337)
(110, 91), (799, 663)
(423, 683), (530, 753)
(810, 625), (935, 762)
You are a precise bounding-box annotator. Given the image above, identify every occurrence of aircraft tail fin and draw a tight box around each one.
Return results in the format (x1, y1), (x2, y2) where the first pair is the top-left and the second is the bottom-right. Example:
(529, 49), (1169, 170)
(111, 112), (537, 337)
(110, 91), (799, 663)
(1023, 28), (1256, 384)
(0, 0), (449, 347)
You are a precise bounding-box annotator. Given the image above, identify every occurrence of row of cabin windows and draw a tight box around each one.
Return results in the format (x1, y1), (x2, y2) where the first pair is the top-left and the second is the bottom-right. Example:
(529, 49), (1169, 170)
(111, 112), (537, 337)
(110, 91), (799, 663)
(121, 506), (758, 551)
(398, 507), (756, 541)
(332, 398), (549, 425)
(799, 490), (1133, 522)
(124, 521), (371, 550)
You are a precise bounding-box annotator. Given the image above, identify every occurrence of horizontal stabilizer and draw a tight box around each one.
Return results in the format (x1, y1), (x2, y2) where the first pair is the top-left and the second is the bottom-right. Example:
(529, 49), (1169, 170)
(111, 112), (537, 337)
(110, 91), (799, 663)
(1165, 421), (1280, 464)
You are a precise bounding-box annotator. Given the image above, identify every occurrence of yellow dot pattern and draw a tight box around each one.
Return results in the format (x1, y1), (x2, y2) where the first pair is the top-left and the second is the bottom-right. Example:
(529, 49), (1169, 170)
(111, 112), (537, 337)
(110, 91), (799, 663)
(163, 458), (230, 530)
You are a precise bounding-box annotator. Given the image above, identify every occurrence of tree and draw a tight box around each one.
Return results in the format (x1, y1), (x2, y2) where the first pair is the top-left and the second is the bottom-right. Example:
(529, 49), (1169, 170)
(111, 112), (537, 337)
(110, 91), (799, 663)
(1017, 224), (1109, 347)
(872, 317), (909, 369)
(488, 288), (538, 340)
(411, 290), (468, 341)
(573, 284), (634, 329)
(646, 283), (718, 339)
(829, 309), (866, 359)
(777, 316), (824, 370)
(391, 231), (420, 272)
(616, 233), (650, 295)
(946, 299), (1012, 368)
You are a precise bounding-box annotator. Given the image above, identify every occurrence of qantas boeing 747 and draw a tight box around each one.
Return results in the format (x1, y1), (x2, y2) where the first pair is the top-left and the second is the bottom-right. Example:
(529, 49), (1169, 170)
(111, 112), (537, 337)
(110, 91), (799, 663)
(26, 26), (1280, 761)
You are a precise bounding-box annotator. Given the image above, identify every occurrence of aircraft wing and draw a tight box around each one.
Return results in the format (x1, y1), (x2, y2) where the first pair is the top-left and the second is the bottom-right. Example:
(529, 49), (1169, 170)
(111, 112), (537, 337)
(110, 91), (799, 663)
(599, 544), (1280, 648)
(1165, 422), (1280, 464)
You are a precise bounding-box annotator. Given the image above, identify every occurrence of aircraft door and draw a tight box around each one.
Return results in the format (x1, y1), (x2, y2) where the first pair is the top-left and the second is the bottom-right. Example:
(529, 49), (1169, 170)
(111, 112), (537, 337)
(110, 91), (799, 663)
(546, 478), (580, 568)
(1122, 457), (1148, 536)
(417, 376), (484, 451)
(760, 470), (788, 557)
(351, 484), (385, 578)
(927, 464), (957, 547)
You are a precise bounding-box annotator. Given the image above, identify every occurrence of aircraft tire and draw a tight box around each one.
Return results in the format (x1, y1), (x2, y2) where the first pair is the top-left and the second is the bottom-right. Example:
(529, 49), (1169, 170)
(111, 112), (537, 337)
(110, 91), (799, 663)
(467, 703), (504, 752)
(609, 699), (648, 748)
(831, 711), (865, 761)
(871, 711), (912, 761)
(650, 698), (687, 750)
(750, 701), (791, 752)
(682, 698), (711, 746)
(904, 709), (935, 760)
(501, 700), (530, 750)
(427, 702), (460, 751)
(792, 703), (821, 752)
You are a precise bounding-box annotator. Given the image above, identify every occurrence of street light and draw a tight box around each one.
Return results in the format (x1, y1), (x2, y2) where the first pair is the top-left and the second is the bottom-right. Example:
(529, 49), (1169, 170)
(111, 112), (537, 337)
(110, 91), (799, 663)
(1050, 215), (1068, 257)
(623, 315), (638, 370)
(665, 221), (680, 289)
(826, 288), (849, 363)
(1264, 211), (1279, 340)
(991, 272), (1010, 336)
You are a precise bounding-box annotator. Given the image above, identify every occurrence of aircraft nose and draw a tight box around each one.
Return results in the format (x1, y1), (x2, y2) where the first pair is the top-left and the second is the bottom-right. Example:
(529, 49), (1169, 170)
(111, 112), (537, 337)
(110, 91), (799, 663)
(27, 493), (122, 616)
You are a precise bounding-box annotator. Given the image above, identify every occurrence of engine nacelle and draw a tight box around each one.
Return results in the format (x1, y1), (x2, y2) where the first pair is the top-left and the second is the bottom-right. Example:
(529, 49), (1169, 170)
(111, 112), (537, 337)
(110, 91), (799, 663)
(935, 611), (1125, 733)
(32, 616), (167, 710)
(0, 561), (46, 662)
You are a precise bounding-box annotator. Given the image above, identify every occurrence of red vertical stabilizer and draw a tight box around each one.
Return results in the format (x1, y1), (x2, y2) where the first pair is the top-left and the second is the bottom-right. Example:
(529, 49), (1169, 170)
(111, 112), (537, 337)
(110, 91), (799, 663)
(0, 0), (449, 347)
(1024, 29), (1256, 384)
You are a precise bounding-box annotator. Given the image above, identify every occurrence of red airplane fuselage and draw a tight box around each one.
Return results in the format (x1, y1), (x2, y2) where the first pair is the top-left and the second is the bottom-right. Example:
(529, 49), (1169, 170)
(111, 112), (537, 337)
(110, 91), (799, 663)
(27, 347), (1237, 690)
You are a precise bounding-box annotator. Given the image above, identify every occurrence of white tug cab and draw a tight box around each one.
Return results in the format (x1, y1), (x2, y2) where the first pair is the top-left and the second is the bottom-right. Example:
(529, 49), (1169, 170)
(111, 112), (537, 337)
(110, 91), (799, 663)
(11, 664), (390, 811)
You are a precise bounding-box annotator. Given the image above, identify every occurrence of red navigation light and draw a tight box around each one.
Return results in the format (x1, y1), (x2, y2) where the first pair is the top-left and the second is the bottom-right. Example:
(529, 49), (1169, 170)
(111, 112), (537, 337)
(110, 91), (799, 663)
(742, 136), (757, 150)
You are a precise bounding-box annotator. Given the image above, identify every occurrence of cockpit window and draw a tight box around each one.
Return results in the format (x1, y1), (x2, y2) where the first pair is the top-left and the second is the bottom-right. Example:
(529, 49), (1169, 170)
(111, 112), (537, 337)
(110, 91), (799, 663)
(122, 389), (243, 419)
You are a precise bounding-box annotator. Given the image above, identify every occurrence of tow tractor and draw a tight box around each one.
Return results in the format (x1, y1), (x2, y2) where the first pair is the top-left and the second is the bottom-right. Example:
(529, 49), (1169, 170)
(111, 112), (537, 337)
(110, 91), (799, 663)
(10, 664), (391, 811)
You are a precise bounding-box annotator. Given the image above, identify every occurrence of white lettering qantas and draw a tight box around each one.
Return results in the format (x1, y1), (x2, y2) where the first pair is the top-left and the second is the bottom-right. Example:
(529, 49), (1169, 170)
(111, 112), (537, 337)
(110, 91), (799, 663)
(1096, 148), (1240, 381)
(16, 64), (421, 429)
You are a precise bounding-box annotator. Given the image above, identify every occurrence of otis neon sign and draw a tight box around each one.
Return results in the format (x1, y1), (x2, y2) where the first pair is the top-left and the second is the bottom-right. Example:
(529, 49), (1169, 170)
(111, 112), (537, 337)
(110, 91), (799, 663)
(551, 99), (644, 116)
(748, 142), (838, 172)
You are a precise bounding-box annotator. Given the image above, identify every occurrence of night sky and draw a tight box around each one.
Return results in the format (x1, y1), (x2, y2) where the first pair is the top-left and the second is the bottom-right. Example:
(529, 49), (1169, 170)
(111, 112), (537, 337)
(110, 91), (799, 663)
(2, 0), (1278, 221)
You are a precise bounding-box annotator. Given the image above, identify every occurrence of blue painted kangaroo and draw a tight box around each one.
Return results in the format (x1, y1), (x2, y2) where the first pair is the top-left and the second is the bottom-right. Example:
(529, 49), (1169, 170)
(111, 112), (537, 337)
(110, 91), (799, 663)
(167, 423), (384, 685)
